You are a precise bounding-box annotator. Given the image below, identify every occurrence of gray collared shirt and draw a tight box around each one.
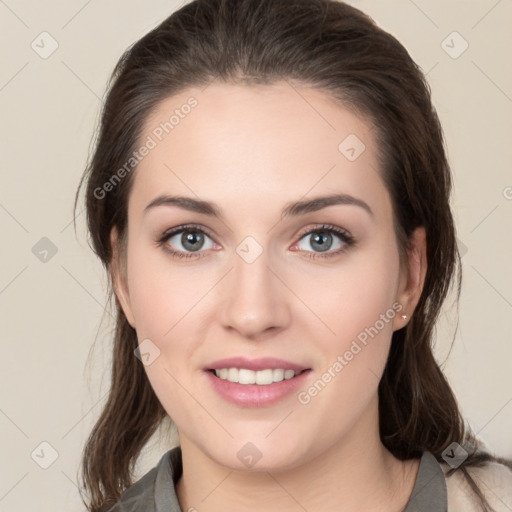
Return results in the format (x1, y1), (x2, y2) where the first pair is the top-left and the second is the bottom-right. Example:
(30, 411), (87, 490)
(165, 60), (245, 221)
(108, 446), (447, 511)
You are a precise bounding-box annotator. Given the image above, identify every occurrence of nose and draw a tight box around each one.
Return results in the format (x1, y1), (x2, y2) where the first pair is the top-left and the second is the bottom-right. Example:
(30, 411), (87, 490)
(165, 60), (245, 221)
(219, 246), (291, 339)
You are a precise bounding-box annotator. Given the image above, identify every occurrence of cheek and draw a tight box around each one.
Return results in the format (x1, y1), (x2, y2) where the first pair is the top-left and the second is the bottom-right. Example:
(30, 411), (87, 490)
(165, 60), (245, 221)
(293, 239), (400, 345)
(126, 242), (209, 339)
(294, 237), (401, 406)
(125, 242), (221, 372)
(125, 247), (209, 424)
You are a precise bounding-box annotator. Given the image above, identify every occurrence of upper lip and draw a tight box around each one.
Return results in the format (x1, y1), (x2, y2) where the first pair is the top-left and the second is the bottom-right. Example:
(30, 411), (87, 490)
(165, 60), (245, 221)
(205, 357), (310, 372)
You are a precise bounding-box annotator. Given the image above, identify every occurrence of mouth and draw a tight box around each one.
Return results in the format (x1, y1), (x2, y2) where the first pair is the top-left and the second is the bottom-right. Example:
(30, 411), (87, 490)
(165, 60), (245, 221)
(204, 367), (313, 407)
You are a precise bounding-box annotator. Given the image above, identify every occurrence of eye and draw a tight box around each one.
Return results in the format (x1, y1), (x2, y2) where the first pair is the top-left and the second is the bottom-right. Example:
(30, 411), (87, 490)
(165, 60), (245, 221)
(157, 223), (355, 261)
(157, 224), (217, 260)
(292, 224), (355, 260)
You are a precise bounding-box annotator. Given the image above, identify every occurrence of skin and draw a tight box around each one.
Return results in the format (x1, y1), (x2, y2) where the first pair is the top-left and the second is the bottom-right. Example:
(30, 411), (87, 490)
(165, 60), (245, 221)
(110, 81), (427, 512)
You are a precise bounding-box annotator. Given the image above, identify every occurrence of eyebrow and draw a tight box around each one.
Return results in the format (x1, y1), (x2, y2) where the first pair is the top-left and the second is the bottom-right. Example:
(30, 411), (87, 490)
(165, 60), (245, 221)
(143, 193), (373, 219)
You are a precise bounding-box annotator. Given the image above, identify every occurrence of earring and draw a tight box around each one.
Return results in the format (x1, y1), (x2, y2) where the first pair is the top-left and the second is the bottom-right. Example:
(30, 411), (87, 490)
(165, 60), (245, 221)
(401, 314), (407, 320)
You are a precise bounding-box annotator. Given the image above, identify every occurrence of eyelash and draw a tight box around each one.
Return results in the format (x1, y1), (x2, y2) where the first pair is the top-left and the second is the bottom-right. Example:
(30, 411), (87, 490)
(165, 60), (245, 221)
(157, 223), (356, 261)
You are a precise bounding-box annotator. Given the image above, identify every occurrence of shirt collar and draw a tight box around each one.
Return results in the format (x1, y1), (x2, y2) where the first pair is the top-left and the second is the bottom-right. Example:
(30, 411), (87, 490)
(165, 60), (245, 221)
(150, 446), (447, 512)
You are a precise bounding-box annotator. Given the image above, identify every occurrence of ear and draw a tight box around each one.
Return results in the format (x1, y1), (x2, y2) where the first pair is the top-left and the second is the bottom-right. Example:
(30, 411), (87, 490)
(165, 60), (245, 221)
(393, 226), (427, 330)
(110, 226), (136, 329)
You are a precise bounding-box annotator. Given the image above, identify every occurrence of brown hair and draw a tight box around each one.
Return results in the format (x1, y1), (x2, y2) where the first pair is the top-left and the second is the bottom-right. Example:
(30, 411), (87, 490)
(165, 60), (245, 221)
(74, 0), (511, 510)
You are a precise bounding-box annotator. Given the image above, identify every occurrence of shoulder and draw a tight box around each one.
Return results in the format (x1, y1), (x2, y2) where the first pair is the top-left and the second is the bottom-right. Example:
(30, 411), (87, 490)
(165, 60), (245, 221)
(441, 460), (512, 512)
(106, 450), (176, 512)
(106, 467), (159, 512)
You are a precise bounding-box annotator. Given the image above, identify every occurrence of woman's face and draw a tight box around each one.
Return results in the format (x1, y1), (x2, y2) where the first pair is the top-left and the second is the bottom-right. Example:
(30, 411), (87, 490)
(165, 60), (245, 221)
(111, 81), (425, 471)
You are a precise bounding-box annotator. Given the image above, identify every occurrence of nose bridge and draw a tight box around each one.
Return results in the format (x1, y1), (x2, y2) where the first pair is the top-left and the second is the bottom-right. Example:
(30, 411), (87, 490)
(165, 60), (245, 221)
(220, 235), (289, 336)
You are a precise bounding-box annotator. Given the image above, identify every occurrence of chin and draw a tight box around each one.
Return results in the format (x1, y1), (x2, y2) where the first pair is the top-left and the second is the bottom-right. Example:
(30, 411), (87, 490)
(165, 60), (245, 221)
(202, 438), (309, 473)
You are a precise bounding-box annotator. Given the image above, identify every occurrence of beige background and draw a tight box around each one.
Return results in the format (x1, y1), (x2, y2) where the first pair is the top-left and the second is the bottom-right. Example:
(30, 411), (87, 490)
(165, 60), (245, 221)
(1, 0), (511, 510)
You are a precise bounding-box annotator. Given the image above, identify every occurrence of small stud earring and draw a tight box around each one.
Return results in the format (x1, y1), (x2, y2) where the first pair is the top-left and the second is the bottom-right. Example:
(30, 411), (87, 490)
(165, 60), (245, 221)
(401, 314), (407, 320)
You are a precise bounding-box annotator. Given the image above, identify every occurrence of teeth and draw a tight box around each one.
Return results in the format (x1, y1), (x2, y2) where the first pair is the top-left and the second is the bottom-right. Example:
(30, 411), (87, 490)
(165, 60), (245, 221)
(213, 368), (300, 385)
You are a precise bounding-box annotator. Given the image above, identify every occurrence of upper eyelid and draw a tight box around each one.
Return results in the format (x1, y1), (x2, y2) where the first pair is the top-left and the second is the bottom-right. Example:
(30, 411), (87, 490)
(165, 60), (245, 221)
(160, 223), (215, 241)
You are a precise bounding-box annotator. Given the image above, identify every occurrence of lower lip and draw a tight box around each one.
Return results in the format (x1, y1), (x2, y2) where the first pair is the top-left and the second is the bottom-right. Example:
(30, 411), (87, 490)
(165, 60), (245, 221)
(205, 369), (312, 408)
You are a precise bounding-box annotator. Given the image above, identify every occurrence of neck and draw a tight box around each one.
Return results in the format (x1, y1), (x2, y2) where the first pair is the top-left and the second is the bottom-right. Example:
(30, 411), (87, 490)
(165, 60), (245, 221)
(175, 397), (420, 512)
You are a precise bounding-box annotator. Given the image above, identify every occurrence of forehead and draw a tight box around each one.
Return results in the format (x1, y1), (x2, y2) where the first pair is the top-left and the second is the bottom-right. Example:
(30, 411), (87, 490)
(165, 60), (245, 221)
(129, 81), (387, 219)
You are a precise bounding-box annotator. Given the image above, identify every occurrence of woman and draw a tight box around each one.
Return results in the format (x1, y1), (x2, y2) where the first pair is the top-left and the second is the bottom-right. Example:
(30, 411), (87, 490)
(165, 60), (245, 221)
(75, 0), (512, 510)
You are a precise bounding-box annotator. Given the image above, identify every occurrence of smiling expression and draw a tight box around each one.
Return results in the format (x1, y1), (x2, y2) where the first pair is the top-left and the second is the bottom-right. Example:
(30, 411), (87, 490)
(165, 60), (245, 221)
(110, 80), (421, 471)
